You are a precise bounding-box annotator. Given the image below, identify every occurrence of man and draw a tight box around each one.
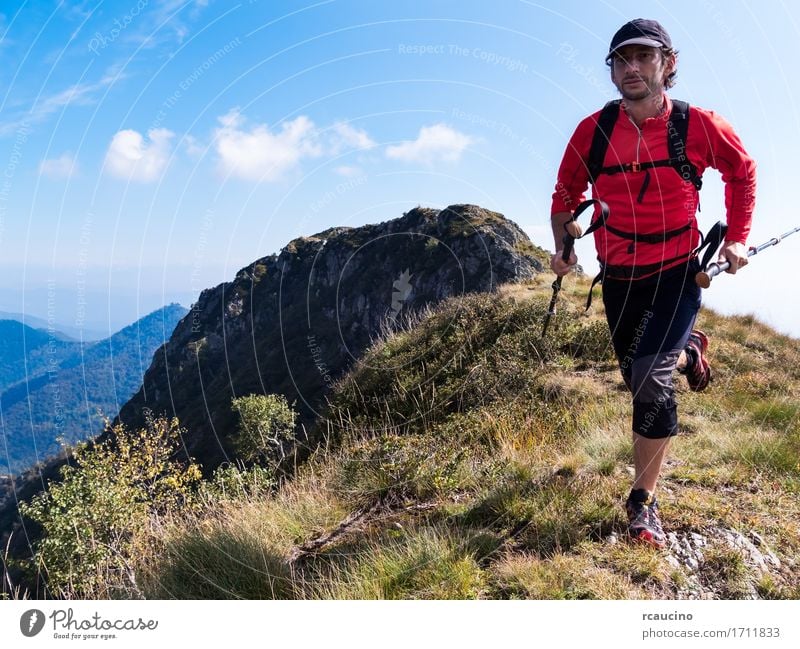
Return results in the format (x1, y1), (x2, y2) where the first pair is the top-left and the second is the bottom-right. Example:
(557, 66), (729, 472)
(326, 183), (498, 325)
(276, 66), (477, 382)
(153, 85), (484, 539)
(550, 19), (756, 547)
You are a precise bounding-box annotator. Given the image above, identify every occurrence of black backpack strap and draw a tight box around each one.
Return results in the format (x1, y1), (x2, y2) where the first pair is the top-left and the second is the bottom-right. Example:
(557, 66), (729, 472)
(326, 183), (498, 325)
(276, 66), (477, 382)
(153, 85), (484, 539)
(589, 99), (703, 198)
(561, 199), (610, 312)
(667, 100), (703, 191)
(587, 100), (621, 185)
(586, 271), (604, 311)
(604, 222), (692, 244)
(570, 197), (610, 237)
(696, 221), (728, 271)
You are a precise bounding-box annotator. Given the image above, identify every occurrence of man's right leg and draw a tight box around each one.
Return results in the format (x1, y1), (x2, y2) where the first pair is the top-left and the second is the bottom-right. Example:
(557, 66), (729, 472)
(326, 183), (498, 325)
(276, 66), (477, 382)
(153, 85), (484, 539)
(632, 433), (671, 494)
(602, 266), (701, 548)
(602, 281), (670, 547)
(627, 433), (670, 547)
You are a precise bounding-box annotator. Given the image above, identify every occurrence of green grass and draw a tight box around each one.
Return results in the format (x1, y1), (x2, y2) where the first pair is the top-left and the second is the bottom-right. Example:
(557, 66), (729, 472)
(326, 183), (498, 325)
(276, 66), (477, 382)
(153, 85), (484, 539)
(748, 400), (800, 432)
(490, 552), (640, 599)
(308, 525), (489, 599)
(138, 513), (297, 599)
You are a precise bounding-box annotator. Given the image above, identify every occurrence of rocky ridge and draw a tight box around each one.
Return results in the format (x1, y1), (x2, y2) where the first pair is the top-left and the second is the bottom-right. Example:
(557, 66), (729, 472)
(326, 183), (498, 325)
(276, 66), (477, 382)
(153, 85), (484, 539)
(116, 204), (548, 470)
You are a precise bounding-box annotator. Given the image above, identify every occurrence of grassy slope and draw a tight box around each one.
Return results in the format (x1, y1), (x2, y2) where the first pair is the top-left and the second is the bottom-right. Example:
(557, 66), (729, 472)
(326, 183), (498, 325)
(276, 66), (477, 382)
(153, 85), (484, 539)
(132, 275), (800, 600)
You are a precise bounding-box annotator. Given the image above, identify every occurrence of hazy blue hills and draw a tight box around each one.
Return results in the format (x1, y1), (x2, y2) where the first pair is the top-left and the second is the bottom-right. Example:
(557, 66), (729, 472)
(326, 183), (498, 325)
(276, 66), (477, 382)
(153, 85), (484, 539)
(0, 304), (188, 475)
(0, 320), (80, 394)
(0, 310), (106, 342)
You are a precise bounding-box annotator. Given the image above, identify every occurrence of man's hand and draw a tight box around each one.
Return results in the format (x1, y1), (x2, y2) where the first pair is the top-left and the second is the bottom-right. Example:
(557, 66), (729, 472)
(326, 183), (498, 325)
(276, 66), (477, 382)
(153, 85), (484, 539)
(550, 212), (581, 277)
(718, 240), (749, 274)
(550, 249), (578, 276)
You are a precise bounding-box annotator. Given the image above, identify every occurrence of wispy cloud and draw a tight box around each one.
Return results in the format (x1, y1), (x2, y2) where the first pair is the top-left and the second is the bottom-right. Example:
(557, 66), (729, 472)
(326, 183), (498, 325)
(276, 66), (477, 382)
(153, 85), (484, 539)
(183, 134), (207, 157)
(39, 153), (78, 179)
(123, 0), (212, 52)
(212, 111), (378, 182)
(0, 71), (121, 138)
(0, 12), (13, 50)
(104, 128), (174, 182)
(386, 123), (473, 164)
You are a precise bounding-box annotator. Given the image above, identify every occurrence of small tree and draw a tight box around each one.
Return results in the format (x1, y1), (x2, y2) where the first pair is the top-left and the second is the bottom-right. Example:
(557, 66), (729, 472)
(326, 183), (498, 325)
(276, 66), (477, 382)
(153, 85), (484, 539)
(230, 394), (298, 465)
(20, 415), (201, 598)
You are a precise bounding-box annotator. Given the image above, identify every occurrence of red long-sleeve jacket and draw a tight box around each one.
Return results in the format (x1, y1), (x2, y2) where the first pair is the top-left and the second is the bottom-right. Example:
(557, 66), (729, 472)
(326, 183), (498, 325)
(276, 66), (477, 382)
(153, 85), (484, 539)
(551, 94), (756, 279)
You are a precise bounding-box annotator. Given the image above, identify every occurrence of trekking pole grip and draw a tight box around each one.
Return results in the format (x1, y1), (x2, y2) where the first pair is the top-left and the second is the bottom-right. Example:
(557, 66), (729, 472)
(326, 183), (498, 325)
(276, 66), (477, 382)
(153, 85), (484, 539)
(561, 232), (575, 262)
(695, 261), (729, 288)
(560, 218), (582, 262)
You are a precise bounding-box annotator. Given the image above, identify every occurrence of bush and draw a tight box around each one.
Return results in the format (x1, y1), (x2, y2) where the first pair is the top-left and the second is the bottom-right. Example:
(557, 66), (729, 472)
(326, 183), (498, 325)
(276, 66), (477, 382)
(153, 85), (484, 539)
(20, 416), (201, 598)
(335, 433), (474, 505)
(198, 463), (276, 504)
(564, 318), (615, 363)
(230, 394), (298, 465)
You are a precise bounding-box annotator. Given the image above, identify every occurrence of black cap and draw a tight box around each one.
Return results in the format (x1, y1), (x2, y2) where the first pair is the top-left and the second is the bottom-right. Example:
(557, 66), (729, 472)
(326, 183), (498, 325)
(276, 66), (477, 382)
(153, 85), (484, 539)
(606, 19), (672, 63)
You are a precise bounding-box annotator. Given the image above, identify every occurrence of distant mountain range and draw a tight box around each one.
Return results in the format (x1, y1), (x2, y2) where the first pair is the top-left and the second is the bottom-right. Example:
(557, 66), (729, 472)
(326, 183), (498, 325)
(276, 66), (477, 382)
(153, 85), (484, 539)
(0, 304), (188, 474)
(0, 310), (106, 342)
(0, 321), (77, 395)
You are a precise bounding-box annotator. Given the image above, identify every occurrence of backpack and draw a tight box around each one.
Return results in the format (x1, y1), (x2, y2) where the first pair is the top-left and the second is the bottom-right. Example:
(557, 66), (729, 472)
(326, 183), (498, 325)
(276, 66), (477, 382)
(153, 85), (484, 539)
(586, 98), (703, 201)
(582, 99), (707, 282)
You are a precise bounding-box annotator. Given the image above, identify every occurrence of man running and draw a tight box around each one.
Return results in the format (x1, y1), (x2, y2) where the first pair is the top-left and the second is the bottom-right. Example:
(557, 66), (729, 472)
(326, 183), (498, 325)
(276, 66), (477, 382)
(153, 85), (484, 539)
(550, 19), (756, 547)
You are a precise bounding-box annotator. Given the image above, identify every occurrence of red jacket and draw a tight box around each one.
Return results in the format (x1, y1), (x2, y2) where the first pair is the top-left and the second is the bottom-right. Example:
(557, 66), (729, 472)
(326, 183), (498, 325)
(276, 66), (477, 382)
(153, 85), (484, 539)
(551, 94), (756, 279)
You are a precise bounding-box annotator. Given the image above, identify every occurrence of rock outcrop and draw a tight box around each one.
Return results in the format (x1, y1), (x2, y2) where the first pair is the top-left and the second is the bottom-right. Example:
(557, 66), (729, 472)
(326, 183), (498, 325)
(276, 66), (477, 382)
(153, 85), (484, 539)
(116, 204), (548, 469)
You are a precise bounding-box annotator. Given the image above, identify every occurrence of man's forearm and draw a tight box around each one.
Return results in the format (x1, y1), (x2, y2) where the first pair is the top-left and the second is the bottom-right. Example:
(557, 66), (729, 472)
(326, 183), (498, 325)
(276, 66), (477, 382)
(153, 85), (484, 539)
(551, 211), (574, 251)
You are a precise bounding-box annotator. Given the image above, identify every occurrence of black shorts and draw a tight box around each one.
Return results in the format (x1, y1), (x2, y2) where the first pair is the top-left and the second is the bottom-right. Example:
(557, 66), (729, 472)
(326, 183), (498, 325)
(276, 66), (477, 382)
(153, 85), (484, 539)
(601, 260), (702, 439)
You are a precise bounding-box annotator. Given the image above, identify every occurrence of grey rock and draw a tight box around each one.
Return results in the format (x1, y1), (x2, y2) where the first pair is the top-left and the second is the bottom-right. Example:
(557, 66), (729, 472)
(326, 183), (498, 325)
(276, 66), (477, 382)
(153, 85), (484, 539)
(115, 204), (548, 470)
(665, 525), (784, 600)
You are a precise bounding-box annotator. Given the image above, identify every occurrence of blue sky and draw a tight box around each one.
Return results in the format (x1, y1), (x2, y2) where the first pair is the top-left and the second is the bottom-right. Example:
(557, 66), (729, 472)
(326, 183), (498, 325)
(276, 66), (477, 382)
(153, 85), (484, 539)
(1, 0), (799, 336)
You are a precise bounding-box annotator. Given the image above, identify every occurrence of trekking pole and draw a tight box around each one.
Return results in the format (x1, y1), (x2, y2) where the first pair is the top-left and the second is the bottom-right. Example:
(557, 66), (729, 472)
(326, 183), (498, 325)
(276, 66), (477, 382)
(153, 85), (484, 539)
(541, 199), (609, 338)
(541, 229), (579, 339)
(695, 225), (800, 288)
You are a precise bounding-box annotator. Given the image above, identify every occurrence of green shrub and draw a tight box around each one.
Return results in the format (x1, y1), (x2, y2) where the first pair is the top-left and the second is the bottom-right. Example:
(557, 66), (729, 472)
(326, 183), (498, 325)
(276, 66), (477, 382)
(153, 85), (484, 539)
(335, 433), (474, 505)
(564, 318), (615, 363)
(20, 416), (201, 598)
(230, 394), (298, 464)
(198, 463), (276, 503)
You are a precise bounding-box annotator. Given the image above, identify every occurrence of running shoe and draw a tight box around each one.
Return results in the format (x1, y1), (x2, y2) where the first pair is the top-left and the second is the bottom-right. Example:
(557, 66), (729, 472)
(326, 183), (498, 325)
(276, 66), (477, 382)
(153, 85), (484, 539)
(682, 329), (712, 392)
(626, 489), (667, 549)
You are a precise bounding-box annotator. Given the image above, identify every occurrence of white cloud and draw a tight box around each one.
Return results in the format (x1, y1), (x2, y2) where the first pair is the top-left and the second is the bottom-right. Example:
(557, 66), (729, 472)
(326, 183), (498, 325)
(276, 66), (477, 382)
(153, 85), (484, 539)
(386, 123), (473, 164)
(334, 165), (363, 177)
(328, 122), (375, 154)
(213, 109), (323, 181)
(180, 110), (379, 182)
(104, 128), (174, 182)
(183, 134), (208, 157)
(39, 153), (78, 179)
